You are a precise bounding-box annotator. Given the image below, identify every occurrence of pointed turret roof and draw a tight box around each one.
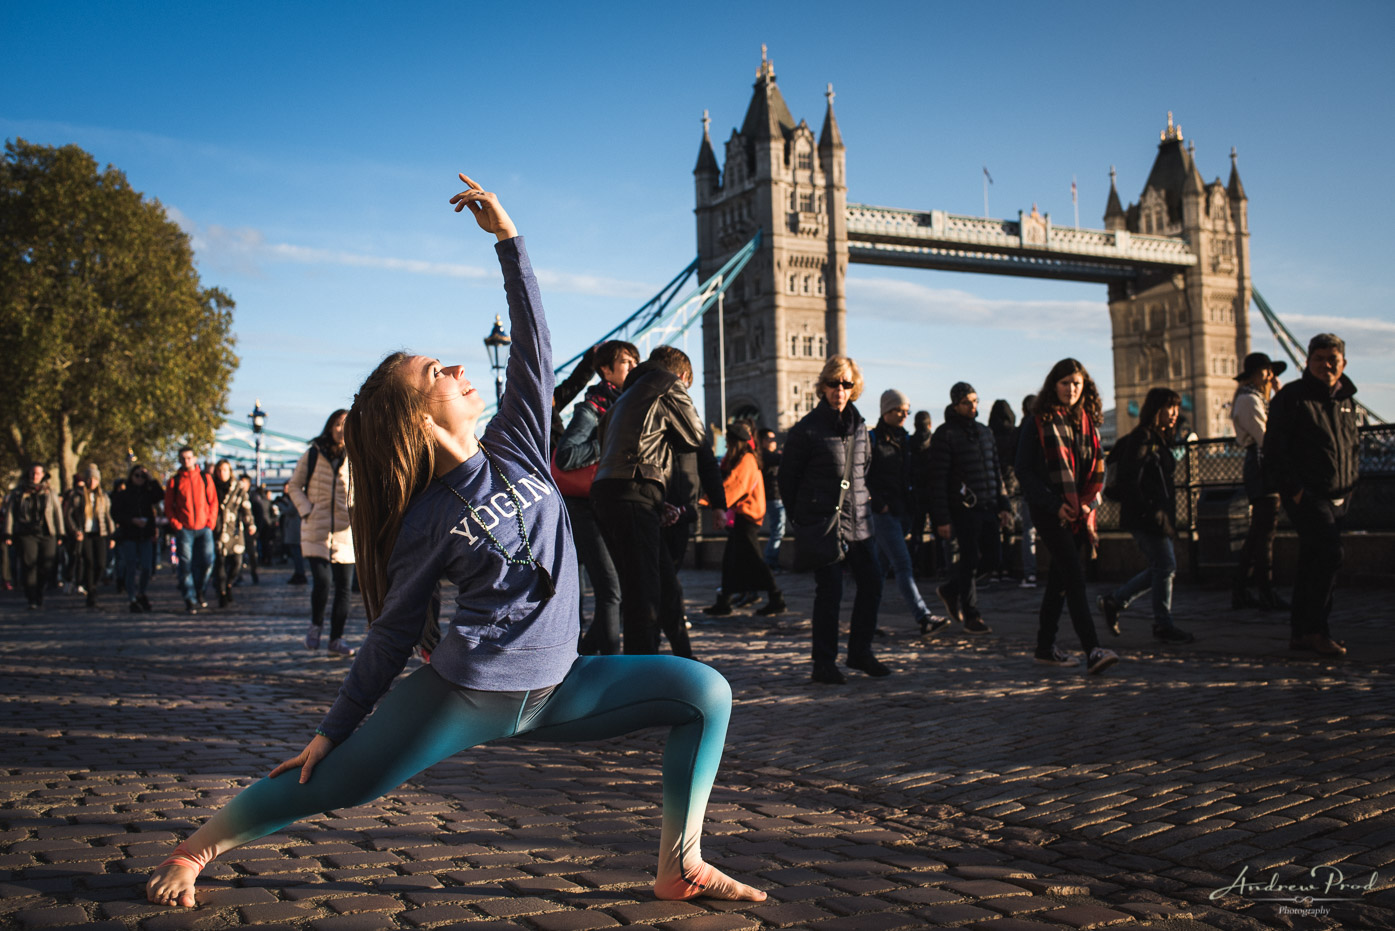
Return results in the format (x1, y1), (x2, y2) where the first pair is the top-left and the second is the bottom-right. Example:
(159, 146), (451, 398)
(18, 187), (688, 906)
(1183, 140), (1205, 195)
(1104, 166), (1124, 218)
(739, 45), (796, 143)
(1140, 112), (1190, 224)
(1227, 146), (1246, 201)
(694, 109), (719, 176)
(818, 83), (843, 151)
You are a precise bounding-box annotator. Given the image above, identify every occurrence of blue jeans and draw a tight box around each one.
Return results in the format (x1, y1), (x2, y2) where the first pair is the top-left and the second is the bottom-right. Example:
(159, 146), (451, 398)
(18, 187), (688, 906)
(870, 511), (930, 621)
(174, 528), (214, 603)
(119, 539), (155, 598)
(1112, 531), (1175, 627)
(763, 499), (786, 569)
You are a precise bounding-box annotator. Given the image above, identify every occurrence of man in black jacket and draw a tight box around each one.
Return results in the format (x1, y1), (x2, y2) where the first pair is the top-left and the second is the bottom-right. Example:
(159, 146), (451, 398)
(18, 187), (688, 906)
(1263, 333), (1361, 657)
(591, 345), (705, 656)
(929, 382), (1012, 633)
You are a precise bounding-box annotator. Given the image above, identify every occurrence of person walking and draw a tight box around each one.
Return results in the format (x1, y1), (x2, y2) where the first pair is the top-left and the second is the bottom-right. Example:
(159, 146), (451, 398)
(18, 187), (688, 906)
(780, 355), (889, 684)
(1263, 333), (1361, 658)
(867, 389), (944, 636)
(987, 400), (1018, 584)
(1096, 388), (1194, 644)
(66, 464), (115, 607)
(907, 411), (938, 577)
(144, 173), (763, 910)
(929, 382), (1012, 634)
(3, 463), (64, 610)
(554, 339), (638, 655)
(111, 464), (164, 612)
(1231, 352), (1288, 610)
(210, 461), (255, 608)
(703, 422), (785, 617)
(288, 410), (356, 657)
(273, 489), (308, 584)
(1015, 359), (1118, 674)
(591, 345), (705, 657)
(164, 448), (218, 615)
(759, 428), (785, 571)
(1015, 395), (1038, 587)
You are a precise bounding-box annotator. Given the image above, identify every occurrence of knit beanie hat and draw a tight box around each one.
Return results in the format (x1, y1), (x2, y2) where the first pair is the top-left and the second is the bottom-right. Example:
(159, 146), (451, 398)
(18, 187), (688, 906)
(950, 381), (976, 404)
(880, 389), (910, 416)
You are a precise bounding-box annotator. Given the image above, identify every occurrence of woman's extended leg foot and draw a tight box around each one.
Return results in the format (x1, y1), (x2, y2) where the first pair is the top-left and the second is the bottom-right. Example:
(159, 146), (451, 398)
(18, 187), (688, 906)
(146, 848), (206, 907)
(655, 859), (766, 901)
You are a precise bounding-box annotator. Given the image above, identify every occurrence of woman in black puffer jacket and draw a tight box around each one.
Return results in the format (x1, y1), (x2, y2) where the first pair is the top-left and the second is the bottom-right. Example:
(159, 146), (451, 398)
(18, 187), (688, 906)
(779, 356), (885, 685)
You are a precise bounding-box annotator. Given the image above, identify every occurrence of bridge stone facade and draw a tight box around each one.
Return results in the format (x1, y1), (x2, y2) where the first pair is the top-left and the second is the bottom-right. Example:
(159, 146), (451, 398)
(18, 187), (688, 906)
(694, 54), (1250, 438)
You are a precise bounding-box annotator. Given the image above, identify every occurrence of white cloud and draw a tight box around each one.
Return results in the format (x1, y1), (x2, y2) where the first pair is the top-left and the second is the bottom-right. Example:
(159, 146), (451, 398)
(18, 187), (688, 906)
(171, 210), (653, 299)
(847, 276), (1102, 332)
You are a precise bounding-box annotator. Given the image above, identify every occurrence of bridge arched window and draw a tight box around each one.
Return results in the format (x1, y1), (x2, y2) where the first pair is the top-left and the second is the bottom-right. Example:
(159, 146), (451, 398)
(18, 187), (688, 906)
(797, 149), (812, 172)
(789, 274), (797, 293)
(803, 336), (815, 356)
(816, 274), (825, 296)
(802, 275), (810, 294)
(790, 334), (799, 356)
(817, 335), (825, 356)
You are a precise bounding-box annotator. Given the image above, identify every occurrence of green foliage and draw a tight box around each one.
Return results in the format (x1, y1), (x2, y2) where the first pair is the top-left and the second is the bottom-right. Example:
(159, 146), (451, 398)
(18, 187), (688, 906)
(0, 138), (239, 489)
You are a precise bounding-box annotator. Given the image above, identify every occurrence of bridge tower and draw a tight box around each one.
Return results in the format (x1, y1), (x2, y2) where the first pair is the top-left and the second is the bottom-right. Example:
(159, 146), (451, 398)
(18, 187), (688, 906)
(1106, 115), (1251, 437)
(694, 48), (847, 432)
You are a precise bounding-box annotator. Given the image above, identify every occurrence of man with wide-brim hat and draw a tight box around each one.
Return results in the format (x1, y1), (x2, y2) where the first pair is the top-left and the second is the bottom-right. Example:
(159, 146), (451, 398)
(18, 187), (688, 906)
(1231, 352), (1289, 611)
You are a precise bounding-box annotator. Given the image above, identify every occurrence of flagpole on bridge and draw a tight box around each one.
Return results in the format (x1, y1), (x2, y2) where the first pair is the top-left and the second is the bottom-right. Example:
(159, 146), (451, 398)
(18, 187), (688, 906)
(982, 166), (992, 217)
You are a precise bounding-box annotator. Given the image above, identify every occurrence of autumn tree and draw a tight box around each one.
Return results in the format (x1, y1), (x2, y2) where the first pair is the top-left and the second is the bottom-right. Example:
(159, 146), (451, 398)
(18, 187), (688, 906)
(0, 138), (238, 489)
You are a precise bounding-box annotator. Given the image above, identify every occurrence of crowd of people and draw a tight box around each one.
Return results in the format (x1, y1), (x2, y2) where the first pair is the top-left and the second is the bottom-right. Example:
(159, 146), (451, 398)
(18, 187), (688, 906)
(0, 451), (320, 623)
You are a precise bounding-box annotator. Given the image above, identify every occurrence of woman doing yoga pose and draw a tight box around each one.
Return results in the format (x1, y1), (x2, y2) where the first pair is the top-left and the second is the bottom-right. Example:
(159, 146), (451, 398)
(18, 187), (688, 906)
(145, 175), (764, 909)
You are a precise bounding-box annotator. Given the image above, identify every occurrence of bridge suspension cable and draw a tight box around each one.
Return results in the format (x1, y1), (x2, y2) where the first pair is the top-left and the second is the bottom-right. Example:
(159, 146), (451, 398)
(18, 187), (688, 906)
(479, 230), (763, 425)
(1253, 287), (1386, 424)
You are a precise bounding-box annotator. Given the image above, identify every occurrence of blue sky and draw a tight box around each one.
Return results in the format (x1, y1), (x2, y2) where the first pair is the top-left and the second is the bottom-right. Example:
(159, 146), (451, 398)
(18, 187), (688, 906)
(5, 0), (1393, 440)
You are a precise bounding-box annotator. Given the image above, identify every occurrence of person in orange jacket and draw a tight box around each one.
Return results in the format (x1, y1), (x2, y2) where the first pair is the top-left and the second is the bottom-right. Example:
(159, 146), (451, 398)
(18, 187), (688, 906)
(164, 447), (218, 614)
(703, 421), (785, 617)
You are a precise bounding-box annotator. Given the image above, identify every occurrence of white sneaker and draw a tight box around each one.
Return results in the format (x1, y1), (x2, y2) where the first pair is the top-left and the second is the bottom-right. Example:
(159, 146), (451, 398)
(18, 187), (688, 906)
(328, 638), (355, 658)
(1034, 646), (1076, 666)
(1019, 575), (1037, 589)
(1087, 647), (1119, 675)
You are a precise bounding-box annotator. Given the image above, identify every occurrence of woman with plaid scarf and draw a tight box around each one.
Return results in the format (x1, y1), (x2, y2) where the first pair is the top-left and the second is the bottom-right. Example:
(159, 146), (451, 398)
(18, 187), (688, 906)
(1014, 359), (1119, 674)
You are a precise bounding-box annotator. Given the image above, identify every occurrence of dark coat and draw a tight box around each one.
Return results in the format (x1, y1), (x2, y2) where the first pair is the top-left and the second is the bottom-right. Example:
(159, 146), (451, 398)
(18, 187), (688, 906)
(866, 419), (912, 517)
(1262, 369), (1361, 501)
(594, 362), (704, 493)
(1109, 426), (1176, 536)
(779, 400), (872, 543)
(111, 479), (165, 542)
(928, 412), (1008, 526)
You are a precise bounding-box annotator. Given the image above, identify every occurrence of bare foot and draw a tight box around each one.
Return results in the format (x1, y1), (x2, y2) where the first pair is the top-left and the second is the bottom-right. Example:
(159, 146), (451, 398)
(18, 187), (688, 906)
(146, 858), (199, 907)
(655, 860), (766, 902)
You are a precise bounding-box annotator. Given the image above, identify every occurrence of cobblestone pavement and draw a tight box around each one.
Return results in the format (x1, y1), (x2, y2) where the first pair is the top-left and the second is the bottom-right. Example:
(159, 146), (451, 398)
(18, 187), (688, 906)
(1, 562), (1392, 930)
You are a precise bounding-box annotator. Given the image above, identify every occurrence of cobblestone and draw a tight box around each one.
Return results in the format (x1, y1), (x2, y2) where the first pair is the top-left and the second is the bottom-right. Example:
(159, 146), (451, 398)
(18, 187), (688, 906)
(1, 565), (1392, 929)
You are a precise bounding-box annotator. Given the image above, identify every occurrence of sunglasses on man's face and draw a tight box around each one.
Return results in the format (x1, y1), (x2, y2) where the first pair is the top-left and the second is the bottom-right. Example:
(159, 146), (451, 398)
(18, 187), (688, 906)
(824, 380), (855, 390)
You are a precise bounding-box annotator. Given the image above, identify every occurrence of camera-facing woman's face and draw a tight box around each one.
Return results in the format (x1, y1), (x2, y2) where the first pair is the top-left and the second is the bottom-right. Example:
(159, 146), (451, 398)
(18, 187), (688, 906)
(1055, 373), (1084, 409)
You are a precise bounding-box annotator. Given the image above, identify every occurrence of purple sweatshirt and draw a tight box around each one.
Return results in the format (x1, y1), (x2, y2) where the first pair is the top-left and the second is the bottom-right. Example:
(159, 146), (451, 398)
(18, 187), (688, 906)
(318, 237), (580, 743)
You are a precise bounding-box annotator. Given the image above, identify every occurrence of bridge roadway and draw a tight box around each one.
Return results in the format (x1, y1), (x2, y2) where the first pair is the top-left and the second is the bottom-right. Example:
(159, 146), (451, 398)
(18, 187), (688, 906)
(845, 204), (1197, 283)
(0, 564), (1391, 930)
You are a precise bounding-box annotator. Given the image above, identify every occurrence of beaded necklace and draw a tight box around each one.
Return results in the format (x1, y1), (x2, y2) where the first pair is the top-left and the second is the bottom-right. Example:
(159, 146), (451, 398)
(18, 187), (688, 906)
(435, 441), (555, 603)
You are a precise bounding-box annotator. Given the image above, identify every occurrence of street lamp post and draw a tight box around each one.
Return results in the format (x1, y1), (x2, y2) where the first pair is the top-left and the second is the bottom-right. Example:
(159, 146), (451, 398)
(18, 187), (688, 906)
(249, 399), (267, 487)
(484, 315), (511, 405)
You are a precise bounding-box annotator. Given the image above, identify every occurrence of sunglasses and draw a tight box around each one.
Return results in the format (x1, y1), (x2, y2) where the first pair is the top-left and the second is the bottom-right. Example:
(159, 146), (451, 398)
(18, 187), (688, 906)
(824, 379), (855, 390)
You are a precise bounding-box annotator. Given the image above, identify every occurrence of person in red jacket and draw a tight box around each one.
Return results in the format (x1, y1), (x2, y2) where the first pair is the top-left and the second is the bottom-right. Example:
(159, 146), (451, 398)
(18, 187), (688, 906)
(164, 447), (218, 614)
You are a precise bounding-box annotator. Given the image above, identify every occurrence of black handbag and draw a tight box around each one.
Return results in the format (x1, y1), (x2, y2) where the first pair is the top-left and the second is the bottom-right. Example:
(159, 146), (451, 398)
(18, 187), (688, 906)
(793, 434), (857, 571)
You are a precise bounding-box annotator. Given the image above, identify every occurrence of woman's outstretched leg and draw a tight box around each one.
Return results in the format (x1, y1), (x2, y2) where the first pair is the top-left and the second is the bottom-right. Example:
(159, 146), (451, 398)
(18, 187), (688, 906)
(521, 655), (765, 902)
(147, 666), (534, 906)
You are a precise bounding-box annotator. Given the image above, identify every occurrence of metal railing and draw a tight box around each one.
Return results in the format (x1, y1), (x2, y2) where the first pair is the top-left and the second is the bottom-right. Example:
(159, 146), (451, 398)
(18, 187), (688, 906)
(1095, 424), (1395, 536)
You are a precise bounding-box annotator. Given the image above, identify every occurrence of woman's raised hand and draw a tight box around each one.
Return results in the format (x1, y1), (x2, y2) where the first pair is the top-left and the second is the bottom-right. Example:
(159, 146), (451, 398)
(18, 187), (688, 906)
(269, 734), (335, 784)
(450, 173), (518, 241)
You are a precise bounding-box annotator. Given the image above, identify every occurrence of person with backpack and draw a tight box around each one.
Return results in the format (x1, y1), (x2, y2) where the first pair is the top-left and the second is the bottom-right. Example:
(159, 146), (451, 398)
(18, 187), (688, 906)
(3, 463), (64, 610)
(1096, 388), (1194, 644)
(165, 448), (219, 615)
(288, 410), (355, 657)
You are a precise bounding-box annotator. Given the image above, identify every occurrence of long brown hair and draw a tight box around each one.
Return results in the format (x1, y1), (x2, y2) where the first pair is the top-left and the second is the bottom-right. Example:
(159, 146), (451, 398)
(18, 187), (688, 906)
(344, 352), (437, 623)
(1031, 358), (1103, 427)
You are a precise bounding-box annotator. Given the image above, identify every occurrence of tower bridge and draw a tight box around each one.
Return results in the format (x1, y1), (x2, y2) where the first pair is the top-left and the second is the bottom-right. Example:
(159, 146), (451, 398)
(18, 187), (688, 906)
(694, 50), (1252, 438)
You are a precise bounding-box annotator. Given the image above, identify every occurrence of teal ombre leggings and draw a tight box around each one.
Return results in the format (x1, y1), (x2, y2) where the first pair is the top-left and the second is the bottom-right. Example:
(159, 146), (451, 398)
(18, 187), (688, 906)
(173, 655), (730, 887)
